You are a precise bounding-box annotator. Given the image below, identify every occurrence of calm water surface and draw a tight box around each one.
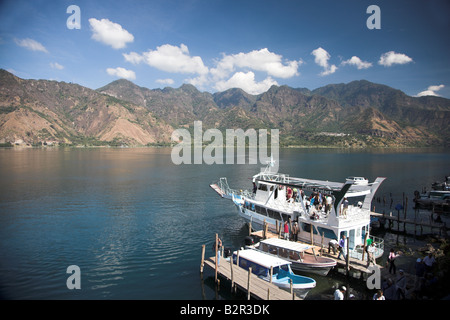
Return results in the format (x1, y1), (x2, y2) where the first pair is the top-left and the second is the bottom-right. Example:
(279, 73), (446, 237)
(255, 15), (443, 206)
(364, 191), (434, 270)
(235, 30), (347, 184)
(0, 147), (449, 299)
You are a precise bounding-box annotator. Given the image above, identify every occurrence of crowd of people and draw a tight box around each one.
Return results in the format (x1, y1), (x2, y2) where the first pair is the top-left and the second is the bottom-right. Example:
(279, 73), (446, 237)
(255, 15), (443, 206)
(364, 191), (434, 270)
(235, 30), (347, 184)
(373, 251), (438, 300)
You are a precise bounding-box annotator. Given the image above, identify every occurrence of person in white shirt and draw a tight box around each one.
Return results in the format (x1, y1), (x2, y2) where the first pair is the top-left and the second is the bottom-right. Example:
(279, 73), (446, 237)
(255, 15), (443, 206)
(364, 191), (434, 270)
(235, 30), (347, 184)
(423, 252), (436, 272)
(373, 289), (385, 300)
(334, 286), (346, 300)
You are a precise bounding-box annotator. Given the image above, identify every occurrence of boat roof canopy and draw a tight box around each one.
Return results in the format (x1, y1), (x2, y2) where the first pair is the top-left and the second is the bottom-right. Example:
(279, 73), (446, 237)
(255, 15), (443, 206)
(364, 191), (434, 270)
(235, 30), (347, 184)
(254, 175), (385, 198)
(260, 238), (313, 253)
(236, 249), (291, 269)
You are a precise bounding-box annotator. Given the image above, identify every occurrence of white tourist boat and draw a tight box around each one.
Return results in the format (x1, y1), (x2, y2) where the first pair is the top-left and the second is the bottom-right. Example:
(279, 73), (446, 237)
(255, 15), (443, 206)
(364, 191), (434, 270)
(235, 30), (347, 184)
(232, 248), (316, 298)
(213, 160), (385, 260)
(346, 176), (369, 185)
(252, 238), (337, 276)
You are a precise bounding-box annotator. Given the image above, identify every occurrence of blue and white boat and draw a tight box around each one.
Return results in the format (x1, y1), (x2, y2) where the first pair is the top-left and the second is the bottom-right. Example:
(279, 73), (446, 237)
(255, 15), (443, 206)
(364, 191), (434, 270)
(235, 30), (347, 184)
(232, 248), (316, 298)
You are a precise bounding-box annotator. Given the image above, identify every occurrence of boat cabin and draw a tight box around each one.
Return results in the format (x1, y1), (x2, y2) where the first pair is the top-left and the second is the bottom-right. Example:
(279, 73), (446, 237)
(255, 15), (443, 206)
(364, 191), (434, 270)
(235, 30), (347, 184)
(232, 248), (292, 277)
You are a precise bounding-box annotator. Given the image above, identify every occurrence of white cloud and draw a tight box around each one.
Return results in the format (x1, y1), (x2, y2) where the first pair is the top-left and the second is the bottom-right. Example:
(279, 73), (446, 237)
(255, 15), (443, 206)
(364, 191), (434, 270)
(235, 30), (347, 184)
(106, 67), (136, 80)
(214, 71), (278, 95)
(211, 48), (301, 80)
(89, 18), (134, 49)
(124, 44), (208, 75)
(50, 62), (64, 70)
(416, 84), (445, 97)
(341, 56), (372, 69)
(156, 78), (174, 85)
(123, 51), (144, 64)
(311, 47), (337, 76)
(14, 38), (48, 53)
(378, 51), (413, 67)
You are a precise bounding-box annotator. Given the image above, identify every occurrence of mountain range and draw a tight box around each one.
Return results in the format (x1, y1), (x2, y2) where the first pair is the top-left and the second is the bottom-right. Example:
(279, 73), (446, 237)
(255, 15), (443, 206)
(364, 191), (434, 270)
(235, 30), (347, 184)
(1, 69), (449, 148)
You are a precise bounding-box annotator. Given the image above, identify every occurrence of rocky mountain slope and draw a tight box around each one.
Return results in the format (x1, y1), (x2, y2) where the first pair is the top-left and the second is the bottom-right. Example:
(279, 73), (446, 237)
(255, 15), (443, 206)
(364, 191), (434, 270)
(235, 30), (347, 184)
(0, 70), (173, 146)
(1, 69), (449, 147)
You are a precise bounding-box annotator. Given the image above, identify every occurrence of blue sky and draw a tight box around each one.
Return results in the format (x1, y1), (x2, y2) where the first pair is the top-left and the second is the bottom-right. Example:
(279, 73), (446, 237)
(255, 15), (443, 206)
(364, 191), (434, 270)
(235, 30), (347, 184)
(1, 0), (449, 98)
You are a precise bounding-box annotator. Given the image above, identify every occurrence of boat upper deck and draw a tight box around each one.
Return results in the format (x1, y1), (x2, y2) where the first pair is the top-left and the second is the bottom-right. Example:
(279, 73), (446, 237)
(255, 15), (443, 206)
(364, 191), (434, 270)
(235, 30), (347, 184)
(254, 174), (382, 198)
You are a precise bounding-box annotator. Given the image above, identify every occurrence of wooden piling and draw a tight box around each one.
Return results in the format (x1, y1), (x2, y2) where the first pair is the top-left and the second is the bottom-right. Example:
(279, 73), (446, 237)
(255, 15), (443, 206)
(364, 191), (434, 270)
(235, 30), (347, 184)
(230, 252), (234, 293)
(270, 266), (273, 283)
(320, 232), (324, 257)
(200, 244), (205, 273)
(290, 279), (293, 300)
(362, 232), (368, 262)
(263, 219), (267, 239)
(346, 237), (350, 276)
(247, 267), (252, 300)
(215, 234), (218, 284)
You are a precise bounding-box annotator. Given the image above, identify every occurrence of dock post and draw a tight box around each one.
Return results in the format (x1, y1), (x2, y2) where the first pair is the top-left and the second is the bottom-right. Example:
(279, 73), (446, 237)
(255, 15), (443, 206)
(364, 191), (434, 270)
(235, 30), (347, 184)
(247, 267), (252, 300)
(289, 218), (292, 240)
(267, 288), (270, 300)
(320, 232), (324, 257)
(263, 219), (266, 239)
(346, 237), (350, 276)
(200, 244), (205, 273)
(215, 234), (218, 284)
(404, 196), (408, 232)
(290, 279), (294, 300)
(362, 232), (368, 262)
(310, 225), (314, 245)
(270, 266), (273, 283)
(230, 253), (234, 293)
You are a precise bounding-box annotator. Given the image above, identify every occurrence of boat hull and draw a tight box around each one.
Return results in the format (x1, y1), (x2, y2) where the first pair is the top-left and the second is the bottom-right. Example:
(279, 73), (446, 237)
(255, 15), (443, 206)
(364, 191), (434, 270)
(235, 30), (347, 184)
(291, 261), (335, 277)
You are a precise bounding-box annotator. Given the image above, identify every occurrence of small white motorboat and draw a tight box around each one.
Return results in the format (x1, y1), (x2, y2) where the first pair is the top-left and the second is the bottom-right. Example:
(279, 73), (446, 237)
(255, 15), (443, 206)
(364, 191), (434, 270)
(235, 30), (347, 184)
(232, 249), (316, 299)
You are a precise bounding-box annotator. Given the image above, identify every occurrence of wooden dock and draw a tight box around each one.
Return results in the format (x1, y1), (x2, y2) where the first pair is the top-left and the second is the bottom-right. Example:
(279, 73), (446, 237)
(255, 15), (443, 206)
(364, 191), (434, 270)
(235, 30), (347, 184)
(370, 211), (449, 236)
(202, 256), (298, 300)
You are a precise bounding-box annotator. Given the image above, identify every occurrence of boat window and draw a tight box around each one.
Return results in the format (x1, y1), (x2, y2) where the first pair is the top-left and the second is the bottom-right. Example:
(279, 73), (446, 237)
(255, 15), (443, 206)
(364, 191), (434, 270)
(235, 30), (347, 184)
(260, 243), (269, 252)
(300, 222), (318, 234)
(268, 246), (278, 255)
(289, 251), (300, 261)
(239, 258), (248, 269)
(279, 248), (289, 258)
(268, 209), (281, 221)
(258, 184), (268, 191)
(280, 265), (289, 272)
(255, 205), (267, 216)
(281, 213), (290, 222)
(316, 227), (337, 240)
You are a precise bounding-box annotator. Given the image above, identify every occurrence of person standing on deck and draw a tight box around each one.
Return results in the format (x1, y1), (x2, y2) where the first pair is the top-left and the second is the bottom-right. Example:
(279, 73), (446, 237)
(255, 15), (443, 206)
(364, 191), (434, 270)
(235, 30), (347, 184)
(283, 221), (289, 240)
(337, 235), (347, 260)
(367, 242), (376, 267)
(342, 198), (349, 217)
(292, 222), (299, 242)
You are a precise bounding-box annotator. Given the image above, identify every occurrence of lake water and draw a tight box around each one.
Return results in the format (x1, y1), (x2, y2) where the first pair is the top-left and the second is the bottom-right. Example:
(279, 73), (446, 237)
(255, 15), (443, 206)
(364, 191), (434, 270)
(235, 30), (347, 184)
(0, 147), (449, 300)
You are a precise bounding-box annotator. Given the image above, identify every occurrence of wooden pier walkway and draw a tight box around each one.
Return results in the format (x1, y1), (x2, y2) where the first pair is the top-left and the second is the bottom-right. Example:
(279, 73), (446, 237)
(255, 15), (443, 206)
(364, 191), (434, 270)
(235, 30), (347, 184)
(370, 211), (449, 236)
(203, 256), (298, 300)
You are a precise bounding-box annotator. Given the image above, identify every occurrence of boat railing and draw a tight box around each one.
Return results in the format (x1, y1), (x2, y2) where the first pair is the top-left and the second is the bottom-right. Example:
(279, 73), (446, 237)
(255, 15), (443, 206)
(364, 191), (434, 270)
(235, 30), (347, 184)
(336, 206), (370, 227)
(349, 234), (384, 260)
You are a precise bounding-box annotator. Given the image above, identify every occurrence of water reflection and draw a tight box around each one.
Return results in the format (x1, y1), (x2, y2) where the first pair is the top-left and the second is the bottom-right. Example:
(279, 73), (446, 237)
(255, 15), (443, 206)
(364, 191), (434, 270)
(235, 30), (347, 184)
(0, 147), (448, 299)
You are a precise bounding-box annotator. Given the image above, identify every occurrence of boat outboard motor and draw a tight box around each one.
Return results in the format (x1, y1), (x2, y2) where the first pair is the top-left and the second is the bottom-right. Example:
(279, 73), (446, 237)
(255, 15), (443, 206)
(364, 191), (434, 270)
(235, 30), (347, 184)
(223, 247), (232, 258)
(244, 236), (255, 248)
